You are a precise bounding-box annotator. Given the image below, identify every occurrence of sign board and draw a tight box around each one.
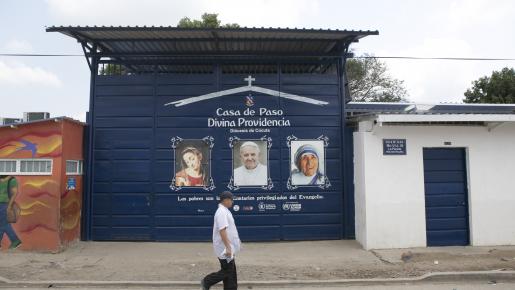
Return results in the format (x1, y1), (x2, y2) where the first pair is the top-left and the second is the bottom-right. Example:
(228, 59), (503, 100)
(162, 74), (342, 241)
(383, 139), (407, 155)
(66, 177), (76, 190)
(91, 71), (346, 241)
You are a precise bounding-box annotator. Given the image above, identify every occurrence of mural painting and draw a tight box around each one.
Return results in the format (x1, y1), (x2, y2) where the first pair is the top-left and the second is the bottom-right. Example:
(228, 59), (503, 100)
(0, 121), (82, 251)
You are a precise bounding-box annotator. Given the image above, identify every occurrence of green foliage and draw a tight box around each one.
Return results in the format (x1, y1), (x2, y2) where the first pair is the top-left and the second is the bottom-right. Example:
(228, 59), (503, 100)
(98, 63), (127, 76)
(177, 13), (240, 28)
(346, 55), (408, 102)
(463, 67), (515, 103)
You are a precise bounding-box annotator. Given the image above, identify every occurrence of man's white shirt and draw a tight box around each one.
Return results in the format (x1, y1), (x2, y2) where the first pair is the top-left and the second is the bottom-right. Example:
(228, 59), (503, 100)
(233, 163), (267, 186)
(213, 203), (241, 260)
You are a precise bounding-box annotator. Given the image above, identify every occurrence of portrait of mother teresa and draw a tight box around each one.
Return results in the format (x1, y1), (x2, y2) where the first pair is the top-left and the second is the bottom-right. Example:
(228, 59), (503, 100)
(291, 143), (325, 185)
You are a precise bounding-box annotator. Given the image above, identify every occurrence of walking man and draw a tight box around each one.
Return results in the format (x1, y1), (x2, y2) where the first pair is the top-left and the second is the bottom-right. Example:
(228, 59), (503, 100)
(0, 175), (22, 250)
(201, 191), (241, 290)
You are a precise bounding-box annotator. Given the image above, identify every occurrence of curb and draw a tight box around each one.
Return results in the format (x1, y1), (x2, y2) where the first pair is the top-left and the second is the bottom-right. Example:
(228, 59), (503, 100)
(1, 270), (514, 288)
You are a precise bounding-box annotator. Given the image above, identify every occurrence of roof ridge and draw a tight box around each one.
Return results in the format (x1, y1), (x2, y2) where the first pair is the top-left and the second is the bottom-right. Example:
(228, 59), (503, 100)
(46, 26), (379, 34)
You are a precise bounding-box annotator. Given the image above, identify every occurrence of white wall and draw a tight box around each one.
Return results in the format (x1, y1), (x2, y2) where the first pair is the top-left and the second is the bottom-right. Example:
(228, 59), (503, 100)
(354, 121), (515, 249)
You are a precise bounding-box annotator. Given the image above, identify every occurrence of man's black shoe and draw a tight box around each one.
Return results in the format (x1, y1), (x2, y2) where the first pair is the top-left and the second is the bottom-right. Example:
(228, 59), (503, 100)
(200, 278), (209, 290)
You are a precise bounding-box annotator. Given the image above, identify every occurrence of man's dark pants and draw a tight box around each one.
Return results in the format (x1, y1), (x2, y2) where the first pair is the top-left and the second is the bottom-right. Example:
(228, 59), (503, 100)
(203, 258), (237, 289)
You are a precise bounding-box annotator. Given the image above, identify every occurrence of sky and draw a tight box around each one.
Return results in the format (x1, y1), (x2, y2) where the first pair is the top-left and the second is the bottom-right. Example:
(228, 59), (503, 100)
(0, 0), (514, 121)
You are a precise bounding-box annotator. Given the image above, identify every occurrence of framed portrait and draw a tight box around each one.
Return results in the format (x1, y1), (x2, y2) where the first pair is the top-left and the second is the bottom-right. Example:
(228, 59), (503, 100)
(228, 136), (273, 190)
(287, 135), (331, 189)
(170, 136), (215, 191)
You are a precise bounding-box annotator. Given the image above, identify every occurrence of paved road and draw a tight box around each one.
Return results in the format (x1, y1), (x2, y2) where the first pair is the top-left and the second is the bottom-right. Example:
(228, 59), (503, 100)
(3, 241), (514, 282)
(3, 280), (515, 289)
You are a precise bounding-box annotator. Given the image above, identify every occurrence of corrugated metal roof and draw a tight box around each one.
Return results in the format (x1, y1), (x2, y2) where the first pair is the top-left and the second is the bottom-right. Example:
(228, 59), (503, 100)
(0, 117), (85, 129)
(374, 114), (515, 123)
(346, 102), (515, 117)
(46, 26), (378, 57)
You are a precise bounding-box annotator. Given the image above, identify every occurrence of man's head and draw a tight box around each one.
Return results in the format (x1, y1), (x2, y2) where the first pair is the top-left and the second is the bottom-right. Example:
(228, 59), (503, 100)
(181, 147), (202, 171)
(295, 144), (320, 177)
(219, 191), (234, 208)
(239, 141), (260, 170)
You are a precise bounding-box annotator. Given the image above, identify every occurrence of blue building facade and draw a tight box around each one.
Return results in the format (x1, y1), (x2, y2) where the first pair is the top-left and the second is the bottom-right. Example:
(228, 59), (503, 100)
(48, 27), (377, 241)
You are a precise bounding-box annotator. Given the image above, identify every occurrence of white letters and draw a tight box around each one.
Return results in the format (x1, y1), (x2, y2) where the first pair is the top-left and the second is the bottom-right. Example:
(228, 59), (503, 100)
(259, 108), (283, 116)
(216, 108), (241, 116)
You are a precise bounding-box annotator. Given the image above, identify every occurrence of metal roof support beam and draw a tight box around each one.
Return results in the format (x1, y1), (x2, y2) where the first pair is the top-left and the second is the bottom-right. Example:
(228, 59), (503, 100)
(70, 30), (111, 56)
(96, 58), (336, 65)
(70, 31), (105, 54)
(79, 42), (98, 72)
(86, 52), (347, 58)
(91, 37), (350, 43)
(80, 42), (93, 71)
(211, 30), (221, 53)
(340, 41), (353, 103)
(92, 39), (141, 75)
(70, 30), (98, 72)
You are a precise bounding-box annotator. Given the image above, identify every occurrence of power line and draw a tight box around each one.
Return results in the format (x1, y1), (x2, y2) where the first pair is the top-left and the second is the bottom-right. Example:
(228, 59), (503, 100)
(355, 56), (515, 61)
(1, 53), (515, 61)
(0, 53), (83, 57)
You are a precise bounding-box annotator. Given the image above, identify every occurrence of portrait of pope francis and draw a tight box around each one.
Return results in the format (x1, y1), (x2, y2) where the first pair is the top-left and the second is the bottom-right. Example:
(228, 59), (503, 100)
(233, 141), (268, 186)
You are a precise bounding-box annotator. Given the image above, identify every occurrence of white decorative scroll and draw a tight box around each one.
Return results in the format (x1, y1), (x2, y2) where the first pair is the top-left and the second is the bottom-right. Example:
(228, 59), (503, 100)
(170, 136), (215, 192)
(227, 135), (274, 191)
(286, 135), (331, 190)
(164, 75), (329, 107)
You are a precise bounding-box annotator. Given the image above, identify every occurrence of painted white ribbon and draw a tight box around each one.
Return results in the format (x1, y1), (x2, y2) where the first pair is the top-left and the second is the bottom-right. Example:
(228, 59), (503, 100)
(164, 85), (329, 107)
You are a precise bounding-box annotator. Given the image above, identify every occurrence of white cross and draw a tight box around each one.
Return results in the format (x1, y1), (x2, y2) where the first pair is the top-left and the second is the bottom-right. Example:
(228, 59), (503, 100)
(244, 75), (256, 87)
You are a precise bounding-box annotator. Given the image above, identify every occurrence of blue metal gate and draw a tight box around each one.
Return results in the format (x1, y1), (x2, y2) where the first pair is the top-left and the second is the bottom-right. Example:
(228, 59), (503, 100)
(423, 148), (469, 246)
(87, 66), (351, 241)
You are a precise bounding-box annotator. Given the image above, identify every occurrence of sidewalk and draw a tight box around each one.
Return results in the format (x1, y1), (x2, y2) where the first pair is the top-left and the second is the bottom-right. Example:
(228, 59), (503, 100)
(1, 241), (514, 283)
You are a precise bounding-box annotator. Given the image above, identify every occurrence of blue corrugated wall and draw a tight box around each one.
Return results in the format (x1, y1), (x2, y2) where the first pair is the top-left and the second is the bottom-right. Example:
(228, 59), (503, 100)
(85, 66), (354, 241)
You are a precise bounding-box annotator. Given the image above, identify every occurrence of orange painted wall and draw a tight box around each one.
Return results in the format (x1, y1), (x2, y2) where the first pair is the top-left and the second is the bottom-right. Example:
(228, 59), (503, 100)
(60, 120), (84, 246)
(0, 119), (84, 252)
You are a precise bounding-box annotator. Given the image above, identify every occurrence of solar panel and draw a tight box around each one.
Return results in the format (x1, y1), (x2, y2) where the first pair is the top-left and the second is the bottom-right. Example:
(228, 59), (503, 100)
(346, 102), (412, 113)
(347, 102), (515, 115)
(429, 105), (515, 114)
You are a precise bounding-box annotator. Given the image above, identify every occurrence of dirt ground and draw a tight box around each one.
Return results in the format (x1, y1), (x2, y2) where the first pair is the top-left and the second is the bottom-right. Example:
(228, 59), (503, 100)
(0, 241), (514, 282)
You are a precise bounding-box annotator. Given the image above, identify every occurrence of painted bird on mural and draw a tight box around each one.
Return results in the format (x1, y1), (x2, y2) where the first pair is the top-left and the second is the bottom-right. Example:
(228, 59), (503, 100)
(15, 139), (38, 157)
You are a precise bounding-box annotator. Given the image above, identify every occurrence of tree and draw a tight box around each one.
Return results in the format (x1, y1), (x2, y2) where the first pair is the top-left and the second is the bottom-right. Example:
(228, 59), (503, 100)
(177, 13), (240, 28)
(463, 67), (515, 103)
(346, 55), (408, 102)
(99, 14), (239, 75)
(99, 63), (127, 76)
